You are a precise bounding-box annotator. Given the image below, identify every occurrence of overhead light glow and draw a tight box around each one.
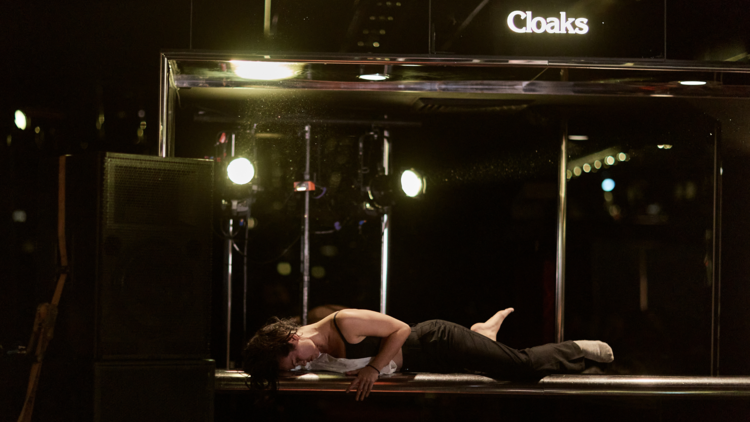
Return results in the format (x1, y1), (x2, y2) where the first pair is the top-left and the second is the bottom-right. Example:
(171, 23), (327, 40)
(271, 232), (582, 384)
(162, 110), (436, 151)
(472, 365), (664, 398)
(569, 135), (588, 141)
(14, 110), (27, 130)
(602, 178), (615, 192)
(657, 144), (673, 149)
(400, 169), (425, 197)
(230, 61), (302, 80)
(227, 157), (255, 185)
(679, 81), (706, 86)
(358, 73), (389, 81)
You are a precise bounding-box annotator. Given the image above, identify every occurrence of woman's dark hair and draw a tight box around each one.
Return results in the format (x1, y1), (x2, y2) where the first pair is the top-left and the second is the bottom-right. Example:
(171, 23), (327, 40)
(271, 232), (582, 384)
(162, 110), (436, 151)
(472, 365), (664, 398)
(242, 317), (300, 391)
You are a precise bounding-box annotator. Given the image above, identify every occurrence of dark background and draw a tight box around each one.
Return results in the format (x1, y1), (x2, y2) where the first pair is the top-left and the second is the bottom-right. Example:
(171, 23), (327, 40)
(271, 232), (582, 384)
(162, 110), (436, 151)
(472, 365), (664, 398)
(2, 0), (750, 395)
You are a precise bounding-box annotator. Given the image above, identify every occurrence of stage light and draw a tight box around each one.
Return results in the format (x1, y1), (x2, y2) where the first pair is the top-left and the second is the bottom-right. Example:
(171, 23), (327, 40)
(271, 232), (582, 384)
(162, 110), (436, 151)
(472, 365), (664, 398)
(230, 61), (302, 80)
(227, 157), (255, 185)
(14, 110), (27, 130)
(400, 169), (425, 198)
(602, 178), (615, 192)
(679, 81), (706, 86)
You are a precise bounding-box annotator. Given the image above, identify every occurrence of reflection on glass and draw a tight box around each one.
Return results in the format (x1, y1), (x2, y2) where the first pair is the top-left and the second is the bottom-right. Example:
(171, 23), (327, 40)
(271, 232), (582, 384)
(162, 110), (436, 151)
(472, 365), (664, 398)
(566, 109), (715, 375)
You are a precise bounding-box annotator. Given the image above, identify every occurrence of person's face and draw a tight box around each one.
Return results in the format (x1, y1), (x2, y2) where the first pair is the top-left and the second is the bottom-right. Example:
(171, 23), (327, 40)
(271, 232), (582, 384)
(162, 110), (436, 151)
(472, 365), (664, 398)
(277, 336), (319, 371)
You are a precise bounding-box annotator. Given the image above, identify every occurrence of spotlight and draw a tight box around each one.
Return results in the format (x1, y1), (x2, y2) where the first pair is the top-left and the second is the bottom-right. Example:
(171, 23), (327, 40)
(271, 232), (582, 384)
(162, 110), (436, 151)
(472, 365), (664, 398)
(14, 110), (27, 130)
(400, 169), (426, 198)
(227, 157), (255, 185)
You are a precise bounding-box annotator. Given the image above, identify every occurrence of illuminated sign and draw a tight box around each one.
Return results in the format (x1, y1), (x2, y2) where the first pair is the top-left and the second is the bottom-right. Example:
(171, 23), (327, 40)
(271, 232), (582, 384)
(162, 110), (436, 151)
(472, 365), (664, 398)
(507, 11), (589, 34)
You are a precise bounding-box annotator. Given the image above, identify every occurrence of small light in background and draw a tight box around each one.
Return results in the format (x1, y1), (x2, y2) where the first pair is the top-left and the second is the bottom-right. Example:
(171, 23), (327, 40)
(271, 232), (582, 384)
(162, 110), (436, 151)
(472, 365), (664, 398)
(594, 160), (602, 169)
(657, 144), (673, 149)
(603, 192), (613, 202)
(617, 152), (628, 161)
(34, 126), (41, 134)
(602, 178), (615, 192)
(566, 169), (573, 179)
(14, 110), (27, 130)
(311, 266), (326, 279)
(12, 210), (27, 223)
(679, 81), (706, 86)
(573, 166), (582, 176)
(583, 163), (591, 173)
(568, 135), (588, 141)
(277, 262), (292, 276)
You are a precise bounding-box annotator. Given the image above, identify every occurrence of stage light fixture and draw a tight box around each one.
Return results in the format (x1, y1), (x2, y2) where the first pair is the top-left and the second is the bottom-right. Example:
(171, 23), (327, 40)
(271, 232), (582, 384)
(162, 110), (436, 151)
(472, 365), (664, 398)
(400, 169), (425, 198)
(227, 157), (255, 185)
(230, 61), (303, 80)
(14, 110), (27, 130)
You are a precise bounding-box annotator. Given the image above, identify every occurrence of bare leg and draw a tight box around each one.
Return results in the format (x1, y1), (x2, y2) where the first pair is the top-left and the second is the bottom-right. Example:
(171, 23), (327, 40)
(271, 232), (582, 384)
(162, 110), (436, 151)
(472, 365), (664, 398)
(471, 308), (514, 342)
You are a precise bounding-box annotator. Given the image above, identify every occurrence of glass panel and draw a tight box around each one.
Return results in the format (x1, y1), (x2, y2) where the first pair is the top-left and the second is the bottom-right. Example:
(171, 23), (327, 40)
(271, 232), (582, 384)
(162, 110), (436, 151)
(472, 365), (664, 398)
(565, 104), (716, 375)
(164, 55), (746, 370)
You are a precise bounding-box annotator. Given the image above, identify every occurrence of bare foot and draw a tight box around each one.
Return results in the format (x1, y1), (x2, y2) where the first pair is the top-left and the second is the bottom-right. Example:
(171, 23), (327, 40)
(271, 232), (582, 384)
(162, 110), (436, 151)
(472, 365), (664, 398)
(471, 308), (514, 341)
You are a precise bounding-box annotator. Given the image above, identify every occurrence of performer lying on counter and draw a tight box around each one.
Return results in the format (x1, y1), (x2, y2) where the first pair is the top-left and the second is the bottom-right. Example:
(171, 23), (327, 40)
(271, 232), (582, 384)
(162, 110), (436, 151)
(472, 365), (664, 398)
(242, 308), (614, 401)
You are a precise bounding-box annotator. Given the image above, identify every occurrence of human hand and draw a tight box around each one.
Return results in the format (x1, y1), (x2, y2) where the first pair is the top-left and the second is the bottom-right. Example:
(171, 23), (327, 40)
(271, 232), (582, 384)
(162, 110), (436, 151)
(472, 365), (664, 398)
(345, 365), (379, 401)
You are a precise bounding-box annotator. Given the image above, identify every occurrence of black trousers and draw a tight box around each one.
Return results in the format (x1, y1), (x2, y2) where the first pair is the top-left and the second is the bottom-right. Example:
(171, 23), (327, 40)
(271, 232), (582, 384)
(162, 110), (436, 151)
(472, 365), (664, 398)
(400, 320), (585, 379)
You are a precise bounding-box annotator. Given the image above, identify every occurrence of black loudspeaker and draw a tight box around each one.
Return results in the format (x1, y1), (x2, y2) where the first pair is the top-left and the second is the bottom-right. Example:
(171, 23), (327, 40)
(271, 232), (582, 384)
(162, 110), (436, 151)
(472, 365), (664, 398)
(31, 153), (215, 421)
(39, 152), (215, 360)
(94, 361), (215, 422)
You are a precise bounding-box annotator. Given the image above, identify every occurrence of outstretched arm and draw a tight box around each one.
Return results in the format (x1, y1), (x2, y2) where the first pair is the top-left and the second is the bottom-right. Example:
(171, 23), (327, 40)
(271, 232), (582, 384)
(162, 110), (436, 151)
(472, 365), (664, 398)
(335, 309), (411, 401)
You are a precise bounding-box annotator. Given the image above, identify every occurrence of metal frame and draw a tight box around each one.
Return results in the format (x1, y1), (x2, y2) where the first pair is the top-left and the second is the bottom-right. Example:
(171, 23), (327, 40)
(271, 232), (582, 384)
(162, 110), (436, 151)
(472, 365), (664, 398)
(158, 51), (748, 362)
(215, 370), (750, 396)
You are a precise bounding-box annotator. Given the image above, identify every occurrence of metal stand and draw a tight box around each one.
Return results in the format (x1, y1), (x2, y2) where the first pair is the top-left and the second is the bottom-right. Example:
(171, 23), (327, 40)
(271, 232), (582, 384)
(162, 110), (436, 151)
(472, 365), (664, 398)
(380, 129), (391, 315)
(555, 118), (568, 343)
(301, 125), (311, 325)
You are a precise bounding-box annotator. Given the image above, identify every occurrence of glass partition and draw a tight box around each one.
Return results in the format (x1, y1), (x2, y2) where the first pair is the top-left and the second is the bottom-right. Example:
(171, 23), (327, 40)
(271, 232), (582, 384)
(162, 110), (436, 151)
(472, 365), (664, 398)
(162, 53), (747, 371)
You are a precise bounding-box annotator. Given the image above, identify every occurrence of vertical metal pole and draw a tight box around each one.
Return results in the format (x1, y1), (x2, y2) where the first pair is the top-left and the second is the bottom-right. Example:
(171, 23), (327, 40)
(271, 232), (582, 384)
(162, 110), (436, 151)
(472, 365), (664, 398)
(264, 0), (273, 37)
(556, 118), (568, 343)
(158, 54), (169, 158)
(710, 124), (722, 375)
(380, 129), (391, 314)
(225, 219), (233, 369)
(301, 125), (311, 325)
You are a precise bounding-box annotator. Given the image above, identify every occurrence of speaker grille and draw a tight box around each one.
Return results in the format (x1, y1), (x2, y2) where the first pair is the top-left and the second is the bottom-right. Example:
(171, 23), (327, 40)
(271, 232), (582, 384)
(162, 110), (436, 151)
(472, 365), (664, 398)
(96, 154), (214, 359)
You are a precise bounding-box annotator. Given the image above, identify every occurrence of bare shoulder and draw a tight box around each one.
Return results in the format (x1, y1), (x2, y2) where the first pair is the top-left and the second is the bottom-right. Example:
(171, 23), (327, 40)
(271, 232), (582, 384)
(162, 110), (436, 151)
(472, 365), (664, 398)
(335, 309), (409, 337)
